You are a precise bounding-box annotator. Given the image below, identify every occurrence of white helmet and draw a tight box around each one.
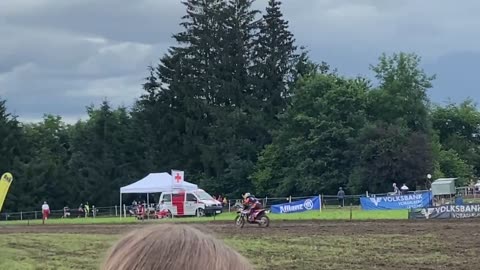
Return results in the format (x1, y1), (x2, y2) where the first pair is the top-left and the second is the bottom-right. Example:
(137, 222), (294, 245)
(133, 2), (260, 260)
(243, 192), (251, 198)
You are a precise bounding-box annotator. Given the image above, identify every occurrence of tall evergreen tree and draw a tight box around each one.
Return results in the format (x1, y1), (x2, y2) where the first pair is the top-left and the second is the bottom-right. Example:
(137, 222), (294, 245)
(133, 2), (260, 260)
(253, 0), (296, 120)
(192, 0), (262, 195)
(0, 99), (30, 211)
(290, 48), (320, 85)
(134, 0), (306, 197)
(20, 115), (71, 210)
(68, 101), (139, 207)
(135, 0), (228, 179)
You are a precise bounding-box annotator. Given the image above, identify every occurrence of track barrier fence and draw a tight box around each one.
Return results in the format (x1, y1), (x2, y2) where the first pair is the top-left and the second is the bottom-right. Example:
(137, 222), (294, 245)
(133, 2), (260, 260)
(3, 187), (474, 222)
(0, 195), (359, 222)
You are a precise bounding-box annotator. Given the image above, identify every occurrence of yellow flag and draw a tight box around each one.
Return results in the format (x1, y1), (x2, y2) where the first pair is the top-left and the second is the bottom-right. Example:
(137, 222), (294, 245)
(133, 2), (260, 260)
(0, 172), (13, 212)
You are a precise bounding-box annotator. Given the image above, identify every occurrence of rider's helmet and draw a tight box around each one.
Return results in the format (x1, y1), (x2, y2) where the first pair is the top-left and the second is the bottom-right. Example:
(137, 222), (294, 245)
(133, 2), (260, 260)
(242, 192), (251, 199)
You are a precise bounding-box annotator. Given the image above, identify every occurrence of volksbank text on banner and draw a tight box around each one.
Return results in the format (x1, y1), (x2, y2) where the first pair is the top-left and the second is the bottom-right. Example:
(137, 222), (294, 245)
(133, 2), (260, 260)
(270, 196), (321, 214)
(410, 204), (480, 220)
(360, 192), (432, 210)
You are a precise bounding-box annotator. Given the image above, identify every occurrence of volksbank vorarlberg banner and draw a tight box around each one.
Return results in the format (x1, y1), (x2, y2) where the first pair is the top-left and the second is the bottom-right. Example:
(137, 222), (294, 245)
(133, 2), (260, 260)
(360, 192), (432, 210)
(270, 196), (321, 214)
(409, 204), (480, 220)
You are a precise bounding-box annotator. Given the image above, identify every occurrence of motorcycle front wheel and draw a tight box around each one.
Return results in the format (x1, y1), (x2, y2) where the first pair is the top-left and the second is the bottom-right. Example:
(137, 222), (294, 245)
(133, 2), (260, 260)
(234, 215), (245, 228)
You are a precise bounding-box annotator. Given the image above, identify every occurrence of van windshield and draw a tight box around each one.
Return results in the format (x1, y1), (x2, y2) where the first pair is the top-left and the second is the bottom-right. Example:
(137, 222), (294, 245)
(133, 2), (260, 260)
(195, 190), (214, 201)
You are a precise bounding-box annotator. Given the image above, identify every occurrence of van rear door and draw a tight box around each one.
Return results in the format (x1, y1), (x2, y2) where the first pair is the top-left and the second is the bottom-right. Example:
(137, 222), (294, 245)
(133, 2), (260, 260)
(172, 192), (186, 216)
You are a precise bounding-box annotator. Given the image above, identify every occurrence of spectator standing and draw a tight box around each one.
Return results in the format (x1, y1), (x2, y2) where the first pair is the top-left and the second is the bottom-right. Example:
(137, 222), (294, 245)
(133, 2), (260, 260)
(223, 197), (227, 207)
(42, 201), (50, 224)
(455, 193), (464, 205)
(84, 202), (90, 218)
(156, 200), (170, 219)
(63, 206), (70, 218)
(137, 203), (146, 219)
(337, 187), (345, 208)
(78, 203), (84, 218)
(393, 183), (400, 195)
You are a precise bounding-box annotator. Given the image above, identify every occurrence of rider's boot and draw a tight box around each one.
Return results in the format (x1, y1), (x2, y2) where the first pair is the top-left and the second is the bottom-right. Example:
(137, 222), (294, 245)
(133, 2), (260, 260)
(248, 211), (255, 222)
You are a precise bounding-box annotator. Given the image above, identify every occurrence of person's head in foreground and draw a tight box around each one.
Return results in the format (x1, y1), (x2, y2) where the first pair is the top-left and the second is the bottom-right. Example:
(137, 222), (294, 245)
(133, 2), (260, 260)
(102, 224), (253, 270)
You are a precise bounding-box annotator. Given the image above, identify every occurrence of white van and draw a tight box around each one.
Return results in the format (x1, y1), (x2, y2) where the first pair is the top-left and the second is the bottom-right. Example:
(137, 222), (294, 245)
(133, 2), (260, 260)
(159, 189), (223, 217)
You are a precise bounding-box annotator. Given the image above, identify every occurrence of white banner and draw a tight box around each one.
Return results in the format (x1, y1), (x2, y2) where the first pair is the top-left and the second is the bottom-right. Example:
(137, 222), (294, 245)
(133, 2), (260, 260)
(171, 170), (184, 187)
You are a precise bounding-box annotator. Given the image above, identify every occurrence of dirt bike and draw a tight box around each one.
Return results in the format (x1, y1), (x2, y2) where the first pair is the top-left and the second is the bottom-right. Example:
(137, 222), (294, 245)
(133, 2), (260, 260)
(234, 206), (270, 228)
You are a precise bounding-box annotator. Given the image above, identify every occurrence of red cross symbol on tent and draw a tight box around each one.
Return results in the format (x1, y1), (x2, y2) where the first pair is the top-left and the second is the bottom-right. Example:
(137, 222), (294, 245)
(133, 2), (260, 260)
(175, 173), (182, 183)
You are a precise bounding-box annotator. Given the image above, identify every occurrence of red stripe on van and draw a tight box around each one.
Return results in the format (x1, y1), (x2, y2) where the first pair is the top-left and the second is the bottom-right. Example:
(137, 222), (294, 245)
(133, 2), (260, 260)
(172, 192), (185, 216)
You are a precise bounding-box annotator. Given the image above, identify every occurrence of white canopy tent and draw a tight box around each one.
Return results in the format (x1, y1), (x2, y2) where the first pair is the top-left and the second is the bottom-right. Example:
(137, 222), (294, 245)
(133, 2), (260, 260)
(119, 172), (198, 217)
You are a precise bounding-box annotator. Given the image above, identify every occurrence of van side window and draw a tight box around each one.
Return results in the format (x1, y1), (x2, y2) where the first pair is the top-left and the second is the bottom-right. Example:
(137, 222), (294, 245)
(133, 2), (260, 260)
(186, 193), (197, 202)
(172, 193), (184, 202)
(163, 194), (172, 202)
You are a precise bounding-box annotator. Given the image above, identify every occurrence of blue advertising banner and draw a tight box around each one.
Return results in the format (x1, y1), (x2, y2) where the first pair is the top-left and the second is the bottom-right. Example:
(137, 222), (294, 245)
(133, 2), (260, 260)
(270, 196), (321, 214)
(360, 192), (432, 210)
(409, 204), (480, 220)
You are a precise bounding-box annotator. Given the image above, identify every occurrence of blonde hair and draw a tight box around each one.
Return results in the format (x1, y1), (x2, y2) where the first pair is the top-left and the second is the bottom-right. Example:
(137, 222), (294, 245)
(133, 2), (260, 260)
(102, 224), (253, 270)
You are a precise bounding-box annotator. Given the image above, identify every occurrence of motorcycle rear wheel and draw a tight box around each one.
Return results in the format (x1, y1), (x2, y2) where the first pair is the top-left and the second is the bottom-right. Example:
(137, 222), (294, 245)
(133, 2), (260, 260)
(258, 215), (270, 228)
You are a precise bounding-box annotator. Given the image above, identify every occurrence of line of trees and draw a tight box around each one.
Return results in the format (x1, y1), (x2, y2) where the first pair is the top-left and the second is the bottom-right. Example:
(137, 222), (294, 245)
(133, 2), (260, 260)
(1, 0), (479, 211)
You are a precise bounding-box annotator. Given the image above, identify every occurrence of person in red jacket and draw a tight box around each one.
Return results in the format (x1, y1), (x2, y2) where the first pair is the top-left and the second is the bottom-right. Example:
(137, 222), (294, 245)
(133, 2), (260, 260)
(156, 200), (170, 219)
(42, 201), (50, 224)
(242, 193), (262, 222)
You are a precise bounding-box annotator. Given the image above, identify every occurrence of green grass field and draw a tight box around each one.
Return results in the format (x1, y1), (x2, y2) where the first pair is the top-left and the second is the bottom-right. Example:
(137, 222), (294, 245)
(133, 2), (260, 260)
(0, 208), (408, 226)
(0, 209), (409, 269)
(0, 231), (449, 270)
(0, 208), (477, 270)
(0, 233), (116, 270)
(226, 234), (449, 269)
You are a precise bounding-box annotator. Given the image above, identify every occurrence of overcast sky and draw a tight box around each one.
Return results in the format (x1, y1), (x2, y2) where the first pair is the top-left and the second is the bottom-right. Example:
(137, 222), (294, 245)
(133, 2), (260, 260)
(2, 0), (480, 123)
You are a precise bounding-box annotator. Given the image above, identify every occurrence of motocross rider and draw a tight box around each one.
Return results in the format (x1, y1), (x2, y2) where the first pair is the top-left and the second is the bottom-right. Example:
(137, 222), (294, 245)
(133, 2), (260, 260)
(242, 193), (262, 222)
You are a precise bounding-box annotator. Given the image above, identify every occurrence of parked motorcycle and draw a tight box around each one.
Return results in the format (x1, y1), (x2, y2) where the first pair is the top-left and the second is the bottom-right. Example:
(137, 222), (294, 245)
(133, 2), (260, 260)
(234, 206), (270, 228)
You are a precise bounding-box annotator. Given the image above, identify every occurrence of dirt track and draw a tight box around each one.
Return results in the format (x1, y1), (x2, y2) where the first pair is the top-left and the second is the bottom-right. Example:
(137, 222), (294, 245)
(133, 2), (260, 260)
(1, 219), (479, 238)
(2, 220), (480, 269)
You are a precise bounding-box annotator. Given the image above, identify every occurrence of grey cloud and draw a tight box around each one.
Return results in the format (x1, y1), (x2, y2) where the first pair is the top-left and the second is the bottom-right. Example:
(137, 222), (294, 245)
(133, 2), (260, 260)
(0, 23), (101, 73)
(1, 0), (480, 122)
(282, 0), (480, 59)
(2, 0), (183, 44)
(424, 52), (480, 104)
(1, 0), (183, 123)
